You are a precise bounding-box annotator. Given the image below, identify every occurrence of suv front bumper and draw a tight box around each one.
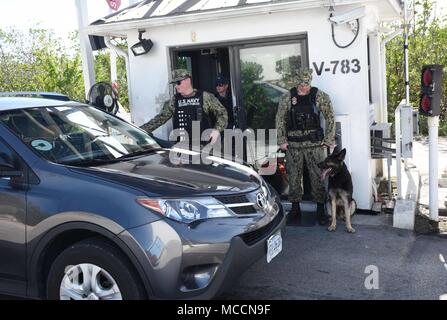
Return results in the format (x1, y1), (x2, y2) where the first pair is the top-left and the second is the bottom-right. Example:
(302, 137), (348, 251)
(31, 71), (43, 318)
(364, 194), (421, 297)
(120, 204), (286, 299)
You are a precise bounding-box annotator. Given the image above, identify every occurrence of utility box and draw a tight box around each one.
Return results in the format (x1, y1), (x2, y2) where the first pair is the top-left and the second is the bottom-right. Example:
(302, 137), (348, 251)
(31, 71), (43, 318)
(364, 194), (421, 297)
(413, 110), (419, 136)
(400, 106), (413, 158)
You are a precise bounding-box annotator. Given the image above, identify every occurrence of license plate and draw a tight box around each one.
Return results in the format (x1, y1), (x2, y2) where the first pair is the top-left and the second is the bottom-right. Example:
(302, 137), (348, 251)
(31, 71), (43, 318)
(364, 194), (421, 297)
(266, 230), (282, 263)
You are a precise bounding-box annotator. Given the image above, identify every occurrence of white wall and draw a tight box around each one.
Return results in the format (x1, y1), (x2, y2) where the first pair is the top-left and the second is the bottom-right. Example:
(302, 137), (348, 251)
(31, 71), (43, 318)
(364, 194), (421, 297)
(125, 5), (382, 209)
(369, 32), (385, 180)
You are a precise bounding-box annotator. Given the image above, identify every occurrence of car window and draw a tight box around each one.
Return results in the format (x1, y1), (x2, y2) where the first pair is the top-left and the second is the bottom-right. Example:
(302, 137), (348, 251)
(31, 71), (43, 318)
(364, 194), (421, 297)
(0, 105), (160, 165)
(0, 137), (22, 171)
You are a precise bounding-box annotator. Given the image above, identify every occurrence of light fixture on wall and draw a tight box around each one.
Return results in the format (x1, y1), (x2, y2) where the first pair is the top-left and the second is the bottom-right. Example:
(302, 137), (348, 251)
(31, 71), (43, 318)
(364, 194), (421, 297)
(131, 29), (153, 56)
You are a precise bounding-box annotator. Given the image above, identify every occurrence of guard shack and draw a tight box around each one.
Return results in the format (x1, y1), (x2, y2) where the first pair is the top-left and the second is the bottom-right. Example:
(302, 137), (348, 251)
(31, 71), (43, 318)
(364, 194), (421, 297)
(81, 0), (404, 210)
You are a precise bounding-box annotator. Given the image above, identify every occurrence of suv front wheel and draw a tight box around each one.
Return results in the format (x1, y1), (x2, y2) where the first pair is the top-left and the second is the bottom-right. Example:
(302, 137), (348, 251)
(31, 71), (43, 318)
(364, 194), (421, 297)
(46, 238), (146, 300)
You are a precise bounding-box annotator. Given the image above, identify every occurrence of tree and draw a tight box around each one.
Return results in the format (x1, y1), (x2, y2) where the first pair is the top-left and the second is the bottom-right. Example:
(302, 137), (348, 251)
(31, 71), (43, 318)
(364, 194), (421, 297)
(0, 27), (84, 101)
(275, 55), (302, 81)
(386, 0), (447, 135)
(240, 61), (273, 130)
(0, 27), (129, 111)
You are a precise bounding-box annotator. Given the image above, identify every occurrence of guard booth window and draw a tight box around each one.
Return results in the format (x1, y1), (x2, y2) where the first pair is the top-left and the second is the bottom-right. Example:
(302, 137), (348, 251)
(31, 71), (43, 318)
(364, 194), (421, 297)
(237, 41), (307, 132)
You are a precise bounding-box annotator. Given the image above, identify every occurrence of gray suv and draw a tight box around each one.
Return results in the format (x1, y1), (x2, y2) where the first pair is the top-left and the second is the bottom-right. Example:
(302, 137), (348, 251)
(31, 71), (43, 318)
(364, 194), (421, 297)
(0, 96), (285, 300)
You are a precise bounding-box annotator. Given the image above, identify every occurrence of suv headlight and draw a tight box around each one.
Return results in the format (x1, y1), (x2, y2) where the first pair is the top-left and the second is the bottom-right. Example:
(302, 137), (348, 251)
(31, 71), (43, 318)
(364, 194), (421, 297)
(136, 197), (235, 223)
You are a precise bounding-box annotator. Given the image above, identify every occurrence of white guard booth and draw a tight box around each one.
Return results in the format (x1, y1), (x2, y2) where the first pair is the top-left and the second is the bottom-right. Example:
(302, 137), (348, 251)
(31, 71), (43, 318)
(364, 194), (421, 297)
(81, 0), (403, 211)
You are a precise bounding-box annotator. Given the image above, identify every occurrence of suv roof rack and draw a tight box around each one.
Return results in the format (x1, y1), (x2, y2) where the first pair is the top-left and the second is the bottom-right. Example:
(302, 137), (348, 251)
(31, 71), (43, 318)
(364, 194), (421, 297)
(0, 91), (71, 102)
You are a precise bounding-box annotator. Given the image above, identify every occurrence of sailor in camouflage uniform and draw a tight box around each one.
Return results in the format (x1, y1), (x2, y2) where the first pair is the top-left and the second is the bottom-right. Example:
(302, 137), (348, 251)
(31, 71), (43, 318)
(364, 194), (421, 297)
(140, 69), (228, 147)
(275, 67), (335, 225)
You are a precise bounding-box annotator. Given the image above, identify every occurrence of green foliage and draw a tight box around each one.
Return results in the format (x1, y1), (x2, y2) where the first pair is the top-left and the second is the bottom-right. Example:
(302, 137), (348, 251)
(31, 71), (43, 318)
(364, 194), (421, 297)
(0, 27), (85, 101)
(386, 0), (447, 135)
(241, 61), (271, 130)
(0, 27), (129, 111)
(275, 55), (302, 81)
(175, 56), (188, 70)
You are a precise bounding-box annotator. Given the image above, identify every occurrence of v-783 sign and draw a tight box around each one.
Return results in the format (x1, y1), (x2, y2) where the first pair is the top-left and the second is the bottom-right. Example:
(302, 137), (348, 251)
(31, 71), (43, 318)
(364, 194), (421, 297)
(312, 59), (361, 76)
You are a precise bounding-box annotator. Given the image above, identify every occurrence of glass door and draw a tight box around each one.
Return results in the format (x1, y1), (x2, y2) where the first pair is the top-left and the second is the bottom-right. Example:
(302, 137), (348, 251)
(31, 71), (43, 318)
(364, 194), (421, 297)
(237, 41), (307, 131)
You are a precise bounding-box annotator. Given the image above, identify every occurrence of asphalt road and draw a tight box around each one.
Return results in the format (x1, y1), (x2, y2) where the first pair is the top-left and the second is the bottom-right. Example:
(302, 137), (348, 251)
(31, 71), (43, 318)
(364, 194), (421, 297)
(220, 212), (447, 300)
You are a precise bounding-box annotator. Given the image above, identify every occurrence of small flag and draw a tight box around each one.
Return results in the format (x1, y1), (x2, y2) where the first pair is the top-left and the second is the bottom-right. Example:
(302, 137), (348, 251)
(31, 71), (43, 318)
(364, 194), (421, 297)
(106, 0), (121, 11)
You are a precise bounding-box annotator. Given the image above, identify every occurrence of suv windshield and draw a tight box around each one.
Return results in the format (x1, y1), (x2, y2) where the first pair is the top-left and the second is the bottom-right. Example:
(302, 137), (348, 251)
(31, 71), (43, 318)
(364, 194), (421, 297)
(0, 104), (160, 165)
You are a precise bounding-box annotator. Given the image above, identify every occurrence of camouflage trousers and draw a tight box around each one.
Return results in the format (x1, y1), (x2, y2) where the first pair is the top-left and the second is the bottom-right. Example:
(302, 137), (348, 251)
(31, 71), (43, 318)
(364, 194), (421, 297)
(285, 146), (326, 203)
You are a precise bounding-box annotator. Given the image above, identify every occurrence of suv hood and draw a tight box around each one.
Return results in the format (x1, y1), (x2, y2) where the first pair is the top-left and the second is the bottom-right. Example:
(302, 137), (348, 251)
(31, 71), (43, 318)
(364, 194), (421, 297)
(69, 149), (261, 197)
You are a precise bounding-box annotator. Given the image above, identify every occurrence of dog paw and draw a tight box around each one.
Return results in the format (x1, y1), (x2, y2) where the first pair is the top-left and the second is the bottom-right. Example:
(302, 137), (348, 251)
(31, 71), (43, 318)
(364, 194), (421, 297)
(327, 225), (336, 232)
(347, 227), (356, 233)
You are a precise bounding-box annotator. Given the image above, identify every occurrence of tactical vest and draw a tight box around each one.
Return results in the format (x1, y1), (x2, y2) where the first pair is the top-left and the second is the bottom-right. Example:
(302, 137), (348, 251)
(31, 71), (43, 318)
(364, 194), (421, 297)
(173, 90), (212, 141)
(288, 87), (321, 131)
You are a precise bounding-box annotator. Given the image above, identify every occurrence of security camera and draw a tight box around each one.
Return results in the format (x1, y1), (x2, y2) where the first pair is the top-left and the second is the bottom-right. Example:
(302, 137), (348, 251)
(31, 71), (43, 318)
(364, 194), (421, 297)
(329, 7), (366, 25)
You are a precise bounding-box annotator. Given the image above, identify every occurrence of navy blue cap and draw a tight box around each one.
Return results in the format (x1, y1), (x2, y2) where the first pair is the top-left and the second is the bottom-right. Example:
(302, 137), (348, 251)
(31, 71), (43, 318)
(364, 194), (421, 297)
(215, 75), (229, 86)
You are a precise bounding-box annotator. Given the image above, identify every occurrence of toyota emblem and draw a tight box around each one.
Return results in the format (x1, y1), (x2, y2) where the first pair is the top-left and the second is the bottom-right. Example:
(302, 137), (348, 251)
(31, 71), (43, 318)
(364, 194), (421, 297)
(256, 192), (267, 209)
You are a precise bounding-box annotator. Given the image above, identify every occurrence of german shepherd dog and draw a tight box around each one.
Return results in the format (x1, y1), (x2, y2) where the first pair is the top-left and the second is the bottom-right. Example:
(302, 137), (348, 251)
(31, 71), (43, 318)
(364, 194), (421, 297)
(319, 148), (357, 233)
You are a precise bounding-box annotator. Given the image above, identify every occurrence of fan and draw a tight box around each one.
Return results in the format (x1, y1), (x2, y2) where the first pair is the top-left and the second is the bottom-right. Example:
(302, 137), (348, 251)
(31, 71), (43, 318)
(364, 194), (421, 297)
(87, 82), (119, 114)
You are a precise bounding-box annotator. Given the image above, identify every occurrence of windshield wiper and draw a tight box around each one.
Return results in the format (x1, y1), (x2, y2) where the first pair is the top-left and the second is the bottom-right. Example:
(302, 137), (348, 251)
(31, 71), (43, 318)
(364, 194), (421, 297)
(117, 148), (164, 160)
(60, 148), (163, 166)
(60, 158), (123, 167)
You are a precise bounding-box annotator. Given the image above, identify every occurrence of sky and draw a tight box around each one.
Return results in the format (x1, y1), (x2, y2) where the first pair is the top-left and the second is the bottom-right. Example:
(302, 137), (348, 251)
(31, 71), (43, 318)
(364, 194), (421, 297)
(0, 0), (446, 40)
(434, 0), (447, 17)
(0, 0), (133, 39)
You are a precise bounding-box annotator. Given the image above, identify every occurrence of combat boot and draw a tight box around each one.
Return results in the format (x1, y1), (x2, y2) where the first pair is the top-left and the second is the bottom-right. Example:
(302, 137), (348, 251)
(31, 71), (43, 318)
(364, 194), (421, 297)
(287, 202), (301, 225)
(290, 202), (301, 215)
(316, 202), (328, 225)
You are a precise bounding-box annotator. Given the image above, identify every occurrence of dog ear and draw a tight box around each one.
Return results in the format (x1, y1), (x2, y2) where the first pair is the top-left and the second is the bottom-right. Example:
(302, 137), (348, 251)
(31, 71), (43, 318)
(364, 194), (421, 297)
(331, 146), (339, 156)
(337, 148), (346, 161)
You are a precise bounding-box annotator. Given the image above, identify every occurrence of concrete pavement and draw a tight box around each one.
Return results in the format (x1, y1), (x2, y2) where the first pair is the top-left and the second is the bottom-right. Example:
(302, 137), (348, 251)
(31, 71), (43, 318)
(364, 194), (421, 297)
(221, 210), (447, 300)
(220, 136), (447, 300)
(410, 136), (447, 214)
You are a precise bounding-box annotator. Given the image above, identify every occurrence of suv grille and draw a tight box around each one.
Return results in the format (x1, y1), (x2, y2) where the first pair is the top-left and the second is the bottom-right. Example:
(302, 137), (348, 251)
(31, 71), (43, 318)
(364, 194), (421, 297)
(214, 195), (249, 204)
(230, 206), (257, 215)
(214, 194), (257, 215)
(240, 211), (283, 246)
